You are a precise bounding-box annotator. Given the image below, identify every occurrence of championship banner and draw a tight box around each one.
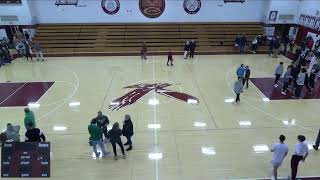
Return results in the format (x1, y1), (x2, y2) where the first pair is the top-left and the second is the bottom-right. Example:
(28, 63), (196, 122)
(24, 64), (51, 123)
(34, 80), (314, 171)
(139, 0), (165, 18)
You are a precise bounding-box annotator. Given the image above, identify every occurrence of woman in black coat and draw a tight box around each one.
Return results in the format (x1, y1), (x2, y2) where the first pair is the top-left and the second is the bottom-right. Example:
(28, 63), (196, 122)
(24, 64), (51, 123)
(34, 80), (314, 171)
(107, 122), (125, 160)
(122, 114), (134, 151)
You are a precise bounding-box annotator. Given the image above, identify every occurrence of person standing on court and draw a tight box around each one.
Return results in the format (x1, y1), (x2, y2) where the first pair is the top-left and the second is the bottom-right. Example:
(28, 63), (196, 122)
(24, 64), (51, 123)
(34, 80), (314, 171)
(313, 129), (320, 150)
(88, 121), (109, 159)
(25, 123), (46, 142)
(5, 123), (20, 142)
(273, 37), (281, 58)
(281, 66), (292, 95)
(24, 31), (30, 42)
(107, 122), (126, 160)
(167, 50), (174, 66)
(271, 135), (288, 180)
(24, 42), (32, 61)
(239, 34), (247, 54)
(236, 64), (246, 84)
(24, 107), (36, 130)
(290, 135), (309, 180)
(122, 114), (134, 151)
(283, 35), (290, 54)
(189, 39), (196, 58)
(141, 42), (147, 60)
(34, 40), (45, 61)
(274, 62), (284, 87)
(293, 68), (307, 98)
(92, 111), (109, 139)
(268, 36), (275, 56)
(309, 64), (319, 89)
(184, 41), (190, 59)
(289, 39), (295, 52)
(244, 66), (250, 89)
(234, 78), (243, 104)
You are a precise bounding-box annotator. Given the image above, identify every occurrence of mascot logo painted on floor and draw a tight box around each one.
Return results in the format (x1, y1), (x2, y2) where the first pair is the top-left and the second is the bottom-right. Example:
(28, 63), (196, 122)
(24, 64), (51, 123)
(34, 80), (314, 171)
(109, 83), (199, 110)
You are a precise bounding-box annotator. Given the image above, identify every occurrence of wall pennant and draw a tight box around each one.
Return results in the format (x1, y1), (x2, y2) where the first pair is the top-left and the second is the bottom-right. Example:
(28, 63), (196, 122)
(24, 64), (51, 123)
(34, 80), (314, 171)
(183, 0), (201, 14)
(139, 0), (165, 18)
(101, 0), (120, 15)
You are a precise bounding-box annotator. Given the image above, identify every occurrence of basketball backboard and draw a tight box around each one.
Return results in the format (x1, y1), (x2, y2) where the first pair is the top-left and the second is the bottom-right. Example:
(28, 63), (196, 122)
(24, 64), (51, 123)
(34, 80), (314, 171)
(55, 0), (78, 6)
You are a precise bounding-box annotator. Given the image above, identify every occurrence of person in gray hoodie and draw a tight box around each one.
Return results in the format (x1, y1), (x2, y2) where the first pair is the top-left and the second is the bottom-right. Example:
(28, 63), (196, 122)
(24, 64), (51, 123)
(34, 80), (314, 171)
(234, 78), (244, 104)
(293, 68), (307, 98)
(274, 62), (284, 87)
(5, 123), (20, 142)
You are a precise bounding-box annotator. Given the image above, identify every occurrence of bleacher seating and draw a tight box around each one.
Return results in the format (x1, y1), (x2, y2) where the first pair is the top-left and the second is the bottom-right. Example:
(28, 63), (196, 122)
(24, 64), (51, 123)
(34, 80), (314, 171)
(33, 23), (267, 55)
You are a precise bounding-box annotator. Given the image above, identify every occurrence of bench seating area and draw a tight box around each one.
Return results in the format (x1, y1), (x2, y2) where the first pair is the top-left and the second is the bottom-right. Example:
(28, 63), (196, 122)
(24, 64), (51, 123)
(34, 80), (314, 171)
(33, 23), (267, 55)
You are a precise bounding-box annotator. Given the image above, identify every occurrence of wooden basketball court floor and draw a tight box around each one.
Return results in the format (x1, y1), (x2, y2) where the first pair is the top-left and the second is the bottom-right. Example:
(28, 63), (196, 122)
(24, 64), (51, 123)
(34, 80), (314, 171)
(0, 54), (320, 180)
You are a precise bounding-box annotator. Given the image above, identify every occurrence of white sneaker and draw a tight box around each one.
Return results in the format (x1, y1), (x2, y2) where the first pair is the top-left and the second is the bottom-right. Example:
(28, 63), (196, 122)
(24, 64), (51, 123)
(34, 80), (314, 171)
(274, 84), (278, 87)
(281, 91), (286, 95)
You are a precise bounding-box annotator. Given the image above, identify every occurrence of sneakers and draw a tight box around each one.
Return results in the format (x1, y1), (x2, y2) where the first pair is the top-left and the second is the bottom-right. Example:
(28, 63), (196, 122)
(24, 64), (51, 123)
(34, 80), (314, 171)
(123, 155), (126, 159)
(126, 147), (132, 151)
(96, 152), (101, 158)
(114, 156), (118, 160)
(313, 145), (319, 150)
(274, 84), (278, 87)
(281, 91), (286, 95)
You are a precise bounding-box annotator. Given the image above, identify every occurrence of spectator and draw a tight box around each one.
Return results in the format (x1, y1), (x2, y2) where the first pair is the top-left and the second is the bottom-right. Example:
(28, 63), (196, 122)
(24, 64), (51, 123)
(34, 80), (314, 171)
(24, 31), (30, 42)
(235, 34), (241, 47)
(25, 123), (46, 142)
(251, 38), (258, 54)
(16, 42), (25, 58)
(271, 135), (288, 180)
(293, 68), (307, 98)
(167, 50), (174, 66)
(24, 107), (36, 130)
(122, 114), (134, 151)
(273, 37), (281, 58)
(274, 62), (284, 87)
(268, 37), (275, 56)
(236, 64), (246, 85)
(244, 65), (250, 89)
(290, 135), (309, 180)
(141, 42), (147, 60)
(239, 34), (247, 54)
(309, 64), (319, 89)
(281, 66), (292, 96)
(314, 37), (320, 51)
(289, 39), (295, 52)
(5, 123), (20, 142)
(0, 45), (4, 67)
(34, 41), (45, 61)
(189, 39), (196, 58)
(88, 121), (109, 158)
(107, 122), (126, 160)
(313, 129), (320, 150)
(184, 41), (190, 59)
(92, 111), (109, 139)
(234, 78), (243, 104)
(283, 35), (289, 54)
(25, 42), (32, 61)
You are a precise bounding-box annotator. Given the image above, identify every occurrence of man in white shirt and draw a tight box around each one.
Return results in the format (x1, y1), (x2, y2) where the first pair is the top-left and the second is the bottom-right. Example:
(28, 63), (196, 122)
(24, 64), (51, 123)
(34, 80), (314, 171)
(290, 135), (309, 180)
(271, 135), (288, 180)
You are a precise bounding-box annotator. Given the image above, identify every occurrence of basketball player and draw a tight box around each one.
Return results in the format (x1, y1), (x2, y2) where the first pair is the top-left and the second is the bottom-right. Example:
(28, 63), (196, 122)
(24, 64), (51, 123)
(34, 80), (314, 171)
(234, 78), (243, 104)
(271, 135), (288, 180)
(167, 50), (173, 66)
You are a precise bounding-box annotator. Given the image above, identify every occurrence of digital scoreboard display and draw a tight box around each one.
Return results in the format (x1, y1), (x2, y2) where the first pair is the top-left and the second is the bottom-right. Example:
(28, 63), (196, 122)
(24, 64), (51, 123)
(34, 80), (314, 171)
(1, 142), (50, 178)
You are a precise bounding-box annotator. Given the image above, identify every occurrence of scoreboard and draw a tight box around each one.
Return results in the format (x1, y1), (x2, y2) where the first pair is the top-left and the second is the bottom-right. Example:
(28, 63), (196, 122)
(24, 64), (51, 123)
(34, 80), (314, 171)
(1, 142), (50, 178)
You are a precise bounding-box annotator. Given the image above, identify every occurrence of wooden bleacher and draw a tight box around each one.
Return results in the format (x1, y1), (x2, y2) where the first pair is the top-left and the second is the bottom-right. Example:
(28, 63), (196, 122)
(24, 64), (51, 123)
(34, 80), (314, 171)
(33, 23), (267, 56)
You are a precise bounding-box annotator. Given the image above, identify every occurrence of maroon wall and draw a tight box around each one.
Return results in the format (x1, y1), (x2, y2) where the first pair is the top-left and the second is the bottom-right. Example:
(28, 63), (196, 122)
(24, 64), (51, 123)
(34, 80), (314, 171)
(296, 25), (320, 45)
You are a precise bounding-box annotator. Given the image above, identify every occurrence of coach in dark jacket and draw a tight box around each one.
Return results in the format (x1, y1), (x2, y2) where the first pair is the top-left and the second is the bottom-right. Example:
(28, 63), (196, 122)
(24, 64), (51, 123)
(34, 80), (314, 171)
(122, 114), (134, 151)
(107, 122), (125, 160)
(92, 111), (109, 138)
(239, 35), (247, 54)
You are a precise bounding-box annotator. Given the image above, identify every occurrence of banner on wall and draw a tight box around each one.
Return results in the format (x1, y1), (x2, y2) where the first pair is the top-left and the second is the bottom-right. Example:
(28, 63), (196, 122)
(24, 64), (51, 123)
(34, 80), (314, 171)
(139, 0), (165, 18)
(265, 27), (275, 37)
(183, 0), (201, 14)
(288, 26), (298, 40)
(0, 29), (8, 39)
(298, 14), (320, 31)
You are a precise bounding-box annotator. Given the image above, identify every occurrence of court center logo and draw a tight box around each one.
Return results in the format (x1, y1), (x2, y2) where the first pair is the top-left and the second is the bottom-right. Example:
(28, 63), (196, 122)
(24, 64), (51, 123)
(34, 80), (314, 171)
(183, 0), (201, 14)
(101, 0), (120, 15)
(139, 0), (165, 18)
(109, 83), (199, 110)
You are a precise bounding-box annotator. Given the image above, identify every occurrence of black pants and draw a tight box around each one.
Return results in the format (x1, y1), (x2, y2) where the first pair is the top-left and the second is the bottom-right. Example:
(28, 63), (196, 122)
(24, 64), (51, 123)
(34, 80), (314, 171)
(284, 44), (288, 53)
(282, 81), (289, 92)
(111, 140), (125, 157)
(25, 52), (32, 60)
(304, 81), (311, 93)
(235, 93), (240, 103)
(189, 50), (195, 58)
(125, 135), (132, 147)
(309, 74), (316, 88)
(251, 44), (257, 52)
(274, 74), (281, 84)
(245, 77), (249, 88)
(291, 155), (303, 180)
(167, 58), (173, 66)
(294, 85), (303, 97)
